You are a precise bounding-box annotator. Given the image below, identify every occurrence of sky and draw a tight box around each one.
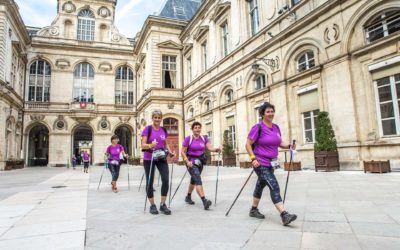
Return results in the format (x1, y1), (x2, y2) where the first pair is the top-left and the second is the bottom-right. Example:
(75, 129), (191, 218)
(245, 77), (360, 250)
(14, 0), (166, 38)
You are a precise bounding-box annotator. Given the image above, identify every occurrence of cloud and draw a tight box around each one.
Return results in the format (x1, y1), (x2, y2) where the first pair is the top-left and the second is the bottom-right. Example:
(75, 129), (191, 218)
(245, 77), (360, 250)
(116, 0), (144, 22)
(16, 1), (55, 27)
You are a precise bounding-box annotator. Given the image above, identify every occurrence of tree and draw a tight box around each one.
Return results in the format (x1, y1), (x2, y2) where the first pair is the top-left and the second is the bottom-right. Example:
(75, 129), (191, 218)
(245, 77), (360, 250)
(222, 130), (235, 157)
(314, 111), (337, 152)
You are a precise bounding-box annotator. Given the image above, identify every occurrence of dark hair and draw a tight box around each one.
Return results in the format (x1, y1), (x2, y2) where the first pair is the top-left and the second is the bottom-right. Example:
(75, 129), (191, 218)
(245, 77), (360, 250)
(111, 135), (119, 142)
(259, 102), (275, 117)
(191, 121), (202, 130)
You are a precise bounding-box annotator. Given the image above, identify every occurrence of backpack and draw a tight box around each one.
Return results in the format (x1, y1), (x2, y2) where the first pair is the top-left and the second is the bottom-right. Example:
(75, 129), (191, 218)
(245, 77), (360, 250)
(187, 134), (206, 151)
(142, 125), (168, 152)
(187, 135), (208, 164)
(251, 123), (262, 150)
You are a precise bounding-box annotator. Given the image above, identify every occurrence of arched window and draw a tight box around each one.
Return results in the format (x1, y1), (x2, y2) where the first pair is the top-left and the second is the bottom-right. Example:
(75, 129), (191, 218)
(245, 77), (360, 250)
(365, 10), (400, 43)
(255, 74), (266, 90)
(77, 9), (95, 41)
(225, 89), (234, 103)
(73, 63), (94, 103)
(297, 51), (315, 72)
(115, 66), (134, 105)
(28, 60), (51, 102)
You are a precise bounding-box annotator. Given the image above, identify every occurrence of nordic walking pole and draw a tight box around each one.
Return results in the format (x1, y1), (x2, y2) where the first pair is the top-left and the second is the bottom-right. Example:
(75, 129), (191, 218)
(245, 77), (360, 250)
(283, 140), (296, 204)
(215, 152), (221, 206)
(168, 158), (174, 207)
(127, 162), (131, 191)
(170, 169), (188, 203)
(225, 169), (254, 216)
(97, 162), (107, 190)
(138, 172), (144, 191)
(144, 151), (155, 212)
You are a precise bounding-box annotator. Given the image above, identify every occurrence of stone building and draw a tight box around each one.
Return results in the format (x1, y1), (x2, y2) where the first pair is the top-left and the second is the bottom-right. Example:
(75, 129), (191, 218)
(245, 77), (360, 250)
(0, 0), (399, 170)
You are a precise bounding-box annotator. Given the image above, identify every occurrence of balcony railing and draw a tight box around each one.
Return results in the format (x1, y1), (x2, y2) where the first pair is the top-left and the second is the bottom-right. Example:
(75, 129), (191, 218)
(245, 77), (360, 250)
(25, 102), (135, 113)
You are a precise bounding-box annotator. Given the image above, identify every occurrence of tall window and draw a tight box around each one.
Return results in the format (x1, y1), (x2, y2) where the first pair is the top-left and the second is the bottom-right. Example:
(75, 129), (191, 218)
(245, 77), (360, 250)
(255, 74), (266, 90)
(11, 50), (17, 88)
(73, 63), (94, 103)
(77, 9), (95, 41)
(163, 118), (179, 135)
(205, 100), (211, 112)
(115, 66), (134, 105)
(18, 61), (24, 96)
(303, 110), (319, 143)
(188, 107), (194, 118)
(221, 22), (229, 57)
(365, 11), (400, 44)
(202, 41), (208, 72)
(375, 74), (400, 136)
(297, 51), (315, 72)
(187, 56), (192, 83)
(226, 116), (236, 148)
(249, 0), (259, 36)
(226, 89), (234, 103)
(28, 60), (51, 102)
(206, 122), (213, 144)
(162, 55), (177, 88)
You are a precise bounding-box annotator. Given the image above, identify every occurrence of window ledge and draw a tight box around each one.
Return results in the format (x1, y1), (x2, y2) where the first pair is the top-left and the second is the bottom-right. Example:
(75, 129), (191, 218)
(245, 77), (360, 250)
(352, 33), (400, 57)
(220, 101), (236, 110)
(287, 65), (322, 83)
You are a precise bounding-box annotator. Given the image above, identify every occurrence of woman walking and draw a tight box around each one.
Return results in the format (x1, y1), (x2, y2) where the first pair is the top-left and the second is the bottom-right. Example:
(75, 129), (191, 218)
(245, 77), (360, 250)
(142, 110), (175, 215)
(246, 102), (297, 226)
(181, 122), (220, 210)
(106, 135), (127, 193)
(82, 151), (90, 173)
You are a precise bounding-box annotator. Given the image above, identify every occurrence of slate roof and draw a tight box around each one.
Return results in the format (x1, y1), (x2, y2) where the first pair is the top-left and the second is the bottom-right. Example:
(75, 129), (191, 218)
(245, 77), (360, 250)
(158, 0), (203, 21)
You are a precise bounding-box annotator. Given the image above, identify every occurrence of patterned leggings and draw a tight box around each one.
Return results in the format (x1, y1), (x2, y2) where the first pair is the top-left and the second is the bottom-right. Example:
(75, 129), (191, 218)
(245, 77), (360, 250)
(253, 167), (282, 204)
(188, 164), (204, 186)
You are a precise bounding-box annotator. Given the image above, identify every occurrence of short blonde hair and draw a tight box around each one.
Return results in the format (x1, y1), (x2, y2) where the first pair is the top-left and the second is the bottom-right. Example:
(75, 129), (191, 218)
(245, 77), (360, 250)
(151, 109), (163, 118)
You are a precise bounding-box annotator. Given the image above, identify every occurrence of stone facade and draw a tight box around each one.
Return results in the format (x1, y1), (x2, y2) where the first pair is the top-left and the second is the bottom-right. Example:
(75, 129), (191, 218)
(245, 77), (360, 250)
(0, 0), (399, 170)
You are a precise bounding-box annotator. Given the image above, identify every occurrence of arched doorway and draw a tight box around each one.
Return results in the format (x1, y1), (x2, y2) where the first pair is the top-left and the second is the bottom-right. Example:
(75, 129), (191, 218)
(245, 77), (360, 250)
(163, 118), (179, 163)
(73, 125), (93, 165)
(115, 125), (132, 163)
(28, 125), (49, 166)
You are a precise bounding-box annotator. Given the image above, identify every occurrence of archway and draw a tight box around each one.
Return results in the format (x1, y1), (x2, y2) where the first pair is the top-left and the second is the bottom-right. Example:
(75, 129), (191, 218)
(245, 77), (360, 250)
(163, 118), (179, 163)
(73, 125), (93, 165)
(115, 125), (132, 163)
(28, 125), (49, 166)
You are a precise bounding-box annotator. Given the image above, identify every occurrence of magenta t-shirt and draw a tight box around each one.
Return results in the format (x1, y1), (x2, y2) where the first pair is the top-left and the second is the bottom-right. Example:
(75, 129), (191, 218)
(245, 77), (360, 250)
(141, 126), (167, 160)
(248, 122), (282, 167)
(82, 152), (90, 161)
(183, 135), (209, 159)
(106, 144), (124, 162)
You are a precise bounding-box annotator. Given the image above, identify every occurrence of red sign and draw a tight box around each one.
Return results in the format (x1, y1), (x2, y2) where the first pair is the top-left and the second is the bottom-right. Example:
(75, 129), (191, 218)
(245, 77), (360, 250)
(79, 102), (87, 109)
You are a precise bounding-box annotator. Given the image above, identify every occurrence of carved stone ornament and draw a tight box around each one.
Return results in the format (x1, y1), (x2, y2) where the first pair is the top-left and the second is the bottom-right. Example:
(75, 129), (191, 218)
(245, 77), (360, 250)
(98, 116), (111, 130)
(111, 33), (121, 42)
(324, 24), (340, 44)
(30, 115), (45, 121)
(62, 2), (76, 13)
(98, 7), (111, 18)
(49, 26), (59, 36)
(56, 59), (70, 70)
(119, 117), (131, 123)
(98, 62), (112, 72)
(53, 115), (68, 130)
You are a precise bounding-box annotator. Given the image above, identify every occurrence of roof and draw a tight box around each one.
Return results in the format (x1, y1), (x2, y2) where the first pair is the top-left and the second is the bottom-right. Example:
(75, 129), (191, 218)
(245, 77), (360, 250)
(26, 26), (41, 37)
(158, 0), (203, 21)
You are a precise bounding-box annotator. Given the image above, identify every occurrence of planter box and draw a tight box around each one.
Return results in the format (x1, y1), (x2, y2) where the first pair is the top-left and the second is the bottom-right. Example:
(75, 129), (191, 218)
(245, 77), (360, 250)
(211, 160), (222, 166)
(4, 164), (13, 171)
(315, 151), (340, 172)
(364, 160), (391, 173)
(240, 161), (252, 168)
(128, 159), (141, 165)
(284, 162), (301, 171)
(223, 156), (236, 167)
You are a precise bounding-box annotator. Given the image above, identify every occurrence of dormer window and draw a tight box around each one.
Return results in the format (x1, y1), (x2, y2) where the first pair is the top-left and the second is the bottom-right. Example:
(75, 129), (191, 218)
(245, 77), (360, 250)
(77, 9), (95, 41)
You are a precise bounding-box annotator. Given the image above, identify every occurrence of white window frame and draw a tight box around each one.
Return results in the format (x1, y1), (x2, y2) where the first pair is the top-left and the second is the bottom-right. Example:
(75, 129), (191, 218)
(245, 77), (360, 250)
(302, 109), (319, 144)
(162, 55), (177, 88)
(28, 60), (51, 102)
(115, 66), (134, 105)
(221, 22), (229, 57)
(228, 125), (236, 148)
(77, 9), (95, 41)
(374, 74), (400, 136)
(73, 63), (95, 103)
(255, 74), (266, 90)
(297, 51), (315, 72)
(201, 41), (208, 72)
(365, 11), (400, 44)
(249, 0), (259, 36)
(226, 89), (234, 103)
(187, 56), (192, 83)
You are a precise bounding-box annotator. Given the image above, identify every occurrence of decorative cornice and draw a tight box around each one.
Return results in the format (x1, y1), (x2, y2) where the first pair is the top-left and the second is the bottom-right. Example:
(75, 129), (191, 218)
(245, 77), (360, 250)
(157, 40), (183, 50)
(193, 25), (209, 41)
(210, 2), (231, 23)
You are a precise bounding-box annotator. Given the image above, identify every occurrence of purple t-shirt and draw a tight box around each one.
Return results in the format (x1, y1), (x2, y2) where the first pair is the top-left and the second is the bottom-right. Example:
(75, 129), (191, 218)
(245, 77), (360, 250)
(141, 126), (167, 161)
(183, 135), (209, 159)
(106, 144), (124, 162)
(248, 122), (282, 167)
(82, 152), (90, 162)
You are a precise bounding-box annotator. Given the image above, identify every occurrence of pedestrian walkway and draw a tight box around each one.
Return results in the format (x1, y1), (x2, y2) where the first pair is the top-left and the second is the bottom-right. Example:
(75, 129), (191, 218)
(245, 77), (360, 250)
(1, 166), (400, 249)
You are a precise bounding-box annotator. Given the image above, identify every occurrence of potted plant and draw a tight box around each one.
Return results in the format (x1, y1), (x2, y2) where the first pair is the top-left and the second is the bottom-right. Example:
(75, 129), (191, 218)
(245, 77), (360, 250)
(314, 111), (340, 171)
(128, 155), (141, 165)
(222, 130), (236, 167)
(363, 160), (391, 173)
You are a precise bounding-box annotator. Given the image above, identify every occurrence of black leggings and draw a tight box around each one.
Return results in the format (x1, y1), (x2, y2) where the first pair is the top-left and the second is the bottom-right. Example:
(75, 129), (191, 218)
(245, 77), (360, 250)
(188, 164), (204, 186)
(144, 160), (169, 199)
(253, 167), (282, 204)
(108, 162), (121, 182)
(83, 161), (89, 169)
